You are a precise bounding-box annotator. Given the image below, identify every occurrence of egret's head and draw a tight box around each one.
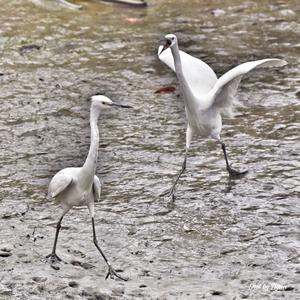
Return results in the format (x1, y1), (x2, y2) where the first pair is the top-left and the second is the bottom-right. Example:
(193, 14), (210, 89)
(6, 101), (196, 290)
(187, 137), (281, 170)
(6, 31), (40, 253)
(91, 95), (132, 109)
(159, 34), (177, 55)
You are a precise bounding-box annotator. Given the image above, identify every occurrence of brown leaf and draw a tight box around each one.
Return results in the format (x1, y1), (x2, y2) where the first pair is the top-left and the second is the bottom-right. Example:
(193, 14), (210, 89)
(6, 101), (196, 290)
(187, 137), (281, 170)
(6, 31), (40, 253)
(154, 86), (176, 94)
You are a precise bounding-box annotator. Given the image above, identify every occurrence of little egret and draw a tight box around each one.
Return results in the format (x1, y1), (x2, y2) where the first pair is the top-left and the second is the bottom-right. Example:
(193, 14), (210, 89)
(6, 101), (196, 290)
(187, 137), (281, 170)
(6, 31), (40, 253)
(158, 33), (287, 199)
(46, 95), (131, 281)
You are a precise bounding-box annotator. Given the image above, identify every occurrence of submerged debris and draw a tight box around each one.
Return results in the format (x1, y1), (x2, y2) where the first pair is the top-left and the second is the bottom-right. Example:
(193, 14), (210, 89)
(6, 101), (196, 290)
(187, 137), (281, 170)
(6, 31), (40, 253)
(19, 44), (41, 56)
(100, 0), (147, 8)
(31, 0), (82, 10)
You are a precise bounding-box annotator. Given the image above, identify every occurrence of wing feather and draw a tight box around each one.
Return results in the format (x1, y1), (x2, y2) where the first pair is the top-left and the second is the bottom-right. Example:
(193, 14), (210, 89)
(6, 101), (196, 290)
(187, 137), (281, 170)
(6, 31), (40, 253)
(93, 175), (101, 202)
(48, 172), (73, 198)
(209, 58), (287, 116)
(158, 46), (217, 96)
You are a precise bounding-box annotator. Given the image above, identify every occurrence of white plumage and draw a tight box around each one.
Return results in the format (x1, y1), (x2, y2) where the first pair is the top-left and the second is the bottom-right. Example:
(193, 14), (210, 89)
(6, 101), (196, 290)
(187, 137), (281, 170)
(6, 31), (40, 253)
(47, 95), (131, 281)
(158, 34), (287, 199)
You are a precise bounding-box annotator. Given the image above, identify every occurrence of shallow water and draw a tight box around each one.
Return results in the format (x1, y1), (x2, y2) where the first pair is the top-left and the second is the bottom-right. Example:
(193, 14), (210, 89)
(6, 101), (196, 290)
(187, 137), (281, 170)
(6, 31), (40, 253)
(0, 0), (299, 299)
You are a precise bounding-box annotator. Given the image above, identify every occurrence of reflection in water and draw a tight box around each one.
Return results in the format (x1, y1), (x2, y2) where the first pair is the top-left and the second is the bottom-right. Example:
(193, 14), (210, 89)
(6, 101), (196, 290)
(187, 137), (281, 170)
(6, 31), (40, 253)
(225, 175), (246, 193)
(0, 0), (299, 299)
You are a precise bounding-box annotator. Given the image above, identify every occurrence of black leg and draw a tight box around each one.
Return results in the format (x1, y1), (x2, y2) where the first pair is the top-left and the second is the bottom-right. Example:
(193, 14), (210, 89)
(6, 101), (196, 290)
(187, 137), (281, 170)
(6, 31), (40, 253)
(91, 217), (127, 281)
(46, 215), (64, 263)
(161, 152), (187, 200)
(221, 142), (248, 177)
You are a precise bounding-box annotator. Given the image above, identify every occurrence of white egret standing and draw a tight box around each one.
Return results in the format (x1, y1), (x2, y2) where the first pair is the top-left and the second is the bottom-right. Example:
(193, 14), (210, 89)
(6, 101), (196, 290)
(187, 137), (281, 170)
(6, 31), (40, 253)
(158, 33), (287, 199)
(46, 95), (131, 281)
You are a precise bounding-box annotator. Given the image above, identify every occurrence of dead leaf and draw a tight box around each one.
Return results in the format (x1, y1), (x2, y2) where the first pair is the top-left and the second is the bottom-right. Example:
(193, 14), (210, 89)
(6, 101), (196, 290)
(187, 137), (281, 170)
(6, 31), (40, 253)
(155, 86), (176, 94)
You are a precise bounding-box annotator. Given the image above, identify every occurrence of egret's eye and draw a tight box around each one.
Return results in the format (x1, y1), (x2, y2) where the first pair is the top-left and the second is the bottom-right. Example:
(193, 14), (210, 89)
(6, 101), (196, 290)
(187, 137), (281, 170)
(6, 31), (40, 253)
(166, 39), (172, 46)
(171, 37), (174, 40)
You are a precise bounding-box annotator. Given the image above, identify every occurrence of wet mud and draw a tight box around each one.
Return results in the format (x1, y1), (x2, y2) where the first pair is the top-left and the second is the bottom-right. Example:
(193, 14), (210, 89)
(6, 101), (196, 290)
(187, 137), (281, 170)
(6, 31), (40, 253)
(0, 0), (299, 299)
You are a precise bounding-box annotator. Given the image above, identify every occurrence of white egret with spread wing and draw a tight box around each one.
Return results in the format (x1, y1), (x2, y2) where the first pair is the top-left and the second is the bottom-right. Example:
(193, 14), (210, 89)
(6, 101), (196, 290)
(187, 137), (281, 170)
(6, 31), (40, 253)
(158, 33), (287, 200)
(47, 95), (131, 281)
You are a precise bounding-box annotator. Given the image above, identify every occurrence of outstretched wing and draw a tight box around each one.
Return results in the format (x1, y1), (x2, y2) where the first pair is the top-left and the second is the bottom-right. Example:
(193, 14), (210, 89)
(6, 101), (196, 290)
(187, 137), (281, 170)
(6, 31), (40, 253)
(209, 58), (287, 116)
(93, 175), (101, 202)
(158, 46), (217, 96)
(48, 171), (73, 198)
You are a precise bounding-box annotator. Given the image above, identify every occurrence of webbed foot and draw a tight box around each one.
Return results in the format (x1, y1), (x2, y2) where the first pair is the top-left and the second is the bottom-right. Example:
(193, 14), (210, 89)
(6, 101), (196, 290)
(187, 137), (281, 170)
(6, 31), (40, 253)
(46, 253), (62, 264)
(160, 187), (176, 202)
(227, 166), (248, 178)
(105, 264), (127, 281)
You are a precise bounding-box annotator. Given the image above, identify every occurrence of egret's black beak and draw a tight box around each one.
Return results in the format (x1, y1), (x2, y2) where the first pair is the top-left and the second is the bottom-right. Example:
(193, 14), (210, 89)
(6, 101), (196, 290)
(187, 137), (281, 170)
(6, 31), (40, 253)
(159, 38), (171, 55)
(111, 102), (132, 108)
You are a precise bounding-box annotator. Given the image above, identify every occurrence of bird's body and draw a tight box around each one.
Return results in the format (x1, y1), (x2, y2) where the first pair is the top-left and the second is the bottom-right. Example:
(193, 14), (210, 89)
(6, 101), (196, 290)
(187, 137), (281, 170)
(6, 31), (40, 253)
(158, 34), (287, 199)
(188, 108), (221, 138)
(47, 95), (131, 281)
(49, 167), (100, 209)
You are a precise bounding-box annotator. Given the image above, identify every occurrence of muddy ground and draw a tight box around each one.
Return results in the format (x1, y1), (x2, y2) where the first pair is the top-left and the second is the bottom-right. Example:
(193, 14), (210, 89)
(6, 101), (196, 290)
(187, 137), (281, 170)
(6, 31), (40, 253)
(0, 0), (299, 299)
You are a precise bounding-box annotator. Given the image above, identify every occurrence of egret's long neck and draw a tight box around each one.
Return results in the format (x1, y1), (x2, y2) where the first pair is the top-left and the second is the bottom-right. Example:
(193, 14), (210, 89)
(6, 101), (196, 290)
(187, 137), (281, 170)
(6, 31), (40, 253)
(171, 43), (198, 113)
(79, 105), (100, 188)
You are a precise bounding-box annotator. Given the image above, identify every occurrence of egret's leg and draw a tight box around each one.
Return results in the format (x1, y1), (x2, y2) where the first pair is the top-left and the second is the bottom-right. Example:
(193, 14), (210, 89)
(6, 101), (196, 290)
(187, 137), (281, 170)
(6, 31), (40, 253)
(161, 151), (187, 200)
(91, 217), (127, 281)
(220, 141), (248, 177)
(171, 152), (187, 190)
(161, 126), (193, 200)
(46, 213), (66, 263)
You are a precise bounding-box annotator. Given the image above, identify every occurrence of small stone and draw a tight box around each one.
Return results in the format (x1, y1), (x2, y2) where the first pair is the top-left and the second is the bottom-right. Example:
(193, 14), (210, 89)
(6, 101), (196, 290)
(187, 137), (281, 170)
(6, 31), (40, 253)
(0, 251), (12, 257)
(211, 9), (226, 17)
(70, 260), (94, 270)
(114, 268), (124, 273)
(139, 284), (147, 288)
(2, 213), (14, 219)
(0, 244), (13, 252)
(32, 277), (47, 283)
(183, 224), (196, 232)
(51, 265), (60, 270)
(68, 281), (79, 288)
(19, 44), (41, 55)
(211, 290), (224, 296)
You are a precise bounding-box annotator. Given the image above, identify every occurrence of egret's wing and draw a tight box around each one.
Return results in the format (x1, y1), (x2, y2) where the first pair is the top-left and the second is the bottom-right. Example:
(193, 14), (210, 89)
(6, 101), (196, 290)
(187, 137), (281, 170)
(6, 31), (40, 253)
(93, 175), (101, 202)
(158, 46), (217, 96)
(48, 172), (73, 198)
(209, 59), (287, 116)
